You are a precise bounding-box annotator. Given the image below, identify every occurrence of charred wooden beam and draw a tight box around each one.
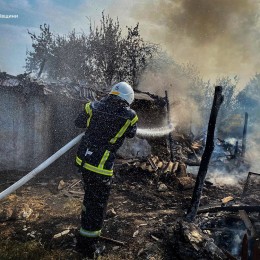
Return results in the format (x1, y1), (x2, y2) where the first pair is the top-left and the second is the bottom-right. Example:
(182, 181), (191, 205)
(186, 86), (224, 222)
(233, 140), (239, 158)
(252, 237), (260, 260)
(241, 233), (248, 260)
(223, 250), (238, 260)
(171, 221), (227, 259)
(239, 210), (256, 237)
(242, 112), (248, 158)
(183, 159), (201, 166)
(242, 172), (260, 197)
(197, 205), (260, 214)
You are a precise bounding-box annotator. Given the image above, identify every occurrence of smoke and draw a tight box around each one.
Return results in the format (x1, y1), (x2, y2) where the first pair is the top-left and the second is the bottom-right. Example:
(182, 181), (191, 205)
(207, 169), (247, 187)
(132, 0), (260, 88)
(246, 124), (260, 172)
(138, 56), (205, 133)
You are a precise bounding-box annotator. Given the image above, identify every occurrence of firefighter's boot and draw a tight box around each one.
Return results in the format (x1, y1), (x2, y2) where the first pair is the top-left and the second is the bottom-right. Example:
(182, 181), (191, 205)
(76, 235), (105, 258)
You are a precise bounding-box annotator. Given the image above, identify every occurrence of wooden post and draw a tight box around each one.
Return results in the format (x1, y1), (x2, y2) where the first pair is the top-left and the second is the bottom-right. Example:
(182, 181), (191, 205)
(242, 112), (248, 158)
(241, 233), (248, 260)
(186, 86), (224, 222)
(233, 140), (239, 158)
(165, 90), (174, 162)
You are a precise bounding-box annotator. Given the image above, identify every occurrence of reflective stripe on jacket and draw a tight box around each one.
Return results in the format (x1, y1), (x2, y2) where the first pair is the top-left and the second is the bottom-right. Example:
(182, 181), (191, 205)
(75, 95), (138, 175)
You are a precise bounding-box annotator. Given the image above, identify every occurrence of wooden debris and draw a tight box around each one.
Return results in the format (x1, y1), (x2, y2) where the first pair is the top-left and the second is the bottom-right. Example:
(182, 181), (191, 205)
(53, 229), (70, 238)
(147, 165), (153, 172)
(252, 237), (260, 260)
(221, 196), (234, 204)
(67, 179), (81, 189)
(176, 163), (187, 177)
(191, 141), (202, 151)
(241, 233), (248, 260)
(223, 250), (238, 260)
(99, 235), (125, 246)
(242, 172), (260, 197)
(68, 190), (84, 196)
(163, 162), (174, 174)
(241, 112), (248, 158)
(112, 246), (120, 250)
(140, 162), (147, 171)
(133, 156), (181, 175)
(158, 183), (168, 192)
(137, 248), (145, 256)
(157, 161), (164, 169)
(198, 205), (260, 214)
(199, 196), (209, 206)
(172, 161), (179, 174)
(239, 210), (256, 237)
(148, 157), (158, 171)
(177, 177), (195, 190)
(58, 180), (66, 190)
(107, 208), (117, 218)
(151, 234), (162, 242)
(170, 221), (227, 260)
(133, 230), (139, 237)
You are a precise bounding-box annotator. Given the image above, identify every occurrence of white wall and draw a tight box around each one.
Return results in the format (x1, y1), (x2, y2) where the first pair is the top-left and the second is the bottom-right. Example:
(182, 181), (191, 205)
(0, 90), (52, 171)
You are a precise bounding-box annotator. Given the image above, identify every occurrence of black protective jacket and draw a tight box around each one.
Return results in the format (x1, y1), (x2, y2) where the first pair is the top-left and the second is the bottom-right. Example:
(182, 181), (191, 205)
(75, 95), (138, 176)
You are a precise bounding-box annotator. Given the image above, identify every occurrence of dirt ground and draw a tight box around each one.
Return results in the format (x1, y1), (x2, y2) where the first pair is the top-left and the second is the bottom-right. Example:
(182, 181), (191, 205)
(0, 163), (251, 260)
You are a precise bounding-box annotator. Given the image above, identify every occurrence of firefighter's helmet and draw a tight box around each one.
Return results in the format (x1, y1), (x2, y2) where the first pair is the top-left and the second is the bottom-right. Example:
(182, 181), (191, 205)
(109, 82), (134, 105)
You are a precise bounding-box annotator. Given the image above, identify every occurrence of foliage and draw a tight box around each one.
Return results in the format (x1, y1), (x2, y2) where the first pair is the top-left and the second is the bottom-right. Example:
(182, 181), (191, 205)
(26, 24), (53, 78)
(237, 73), (260, 108)
(48, 31), (88, 81)
(84, 13), (123, 90)
(25, 13), (158, 91)
(215, 76), (239, 118)
(236, 73), (260, 123)
(121, 23), (158, 88)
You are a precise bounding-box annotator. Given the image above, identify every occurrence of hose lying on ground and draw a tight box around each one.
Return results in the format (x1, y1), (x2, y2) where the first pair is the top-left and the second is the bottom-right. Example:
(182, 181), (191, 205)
(0, 124), (174, 201)
(0, 133), (84, 201)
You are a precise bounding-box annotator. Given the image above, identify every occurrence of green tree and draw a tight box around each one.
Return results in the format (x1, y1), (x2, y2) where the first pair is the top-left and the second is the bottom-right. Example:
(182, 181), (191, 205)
(120, 24), (158, 88)
(49, 31), (88, 81)
(237, 73), (260, 123)
(26, 24), (54, 78)
(25, 13), (158, 91)
(84, 13), (123, 90)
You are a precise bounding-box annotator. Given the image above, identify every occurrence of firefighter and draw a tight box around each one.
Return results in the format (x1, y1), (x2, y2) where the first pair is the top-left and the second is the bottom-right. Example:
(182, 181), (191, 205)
(74, 82), (138, 257)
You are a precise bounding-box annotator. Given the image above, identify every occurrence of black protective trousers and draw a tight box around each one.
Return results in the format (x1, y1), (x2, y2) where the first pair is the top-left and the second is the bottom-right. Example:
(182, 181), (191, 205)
(80, 169), (112, 237)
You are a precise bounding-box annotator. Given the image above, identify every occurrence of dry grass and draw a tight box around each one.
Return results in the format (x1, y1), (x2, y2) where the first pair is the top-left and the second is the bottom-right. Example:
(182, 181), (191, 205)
(0, 240), (73, 260)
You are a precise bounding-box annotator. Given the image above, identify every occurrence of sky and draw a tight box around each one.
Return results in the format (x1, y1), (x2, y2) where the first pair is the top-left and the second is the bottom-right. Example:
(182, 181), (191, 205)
(0, 0), (130, 74)
(1, 0), (260, 89)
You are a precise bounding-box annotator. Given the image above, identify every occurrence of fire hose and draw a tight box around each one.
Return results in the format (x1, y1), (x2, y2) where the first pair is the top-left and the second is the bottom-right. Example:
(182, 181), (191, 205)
(0, 133), (84, 201)
(0, 124), (174, 201)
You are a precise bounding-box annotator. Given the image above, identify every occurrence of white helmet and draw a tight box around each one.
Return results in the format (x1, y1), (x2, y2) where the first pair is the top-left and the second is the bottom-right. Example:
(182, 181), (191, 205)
(109, 82), (134, 105)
